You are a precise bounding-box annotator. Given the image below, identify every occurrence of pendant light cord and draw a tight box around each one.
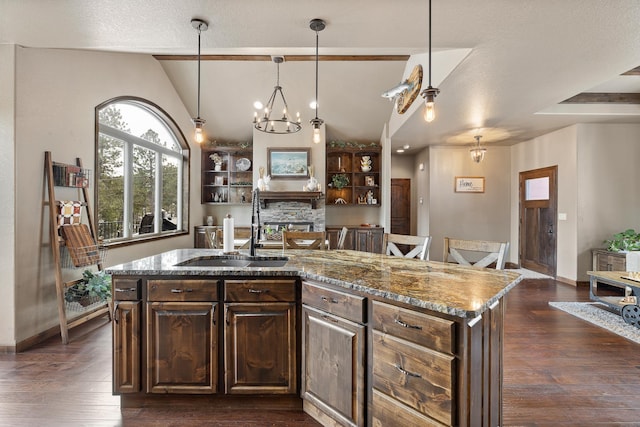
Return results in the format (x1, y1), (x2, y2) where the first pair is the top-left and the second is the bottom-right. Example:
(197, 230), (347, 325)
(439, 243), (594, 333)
(314, 29), (319, 119)
(196, 26), (202, 119)
(428, 0), (432, 86)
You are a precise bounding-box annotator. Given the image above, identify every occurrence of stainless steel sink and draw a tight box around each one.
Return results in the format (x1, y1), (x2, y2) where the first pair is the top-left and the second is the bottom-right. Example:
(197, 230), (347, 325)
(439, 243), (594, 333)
(175, 255), (288, 268)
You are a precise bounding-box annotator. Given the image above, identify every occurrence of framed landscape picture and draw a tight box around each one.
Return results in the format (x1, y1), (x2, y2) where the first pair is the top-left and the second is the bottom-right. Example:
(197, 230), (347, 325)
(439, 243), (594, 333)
(267, 148), (310, 179)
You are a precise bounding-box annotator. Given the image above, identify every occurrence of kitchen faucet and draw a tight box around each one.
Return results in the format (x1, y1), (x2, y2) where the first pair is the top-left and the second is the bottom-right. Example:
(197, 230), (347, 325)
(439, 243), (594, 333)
(249, 188), (262, 256)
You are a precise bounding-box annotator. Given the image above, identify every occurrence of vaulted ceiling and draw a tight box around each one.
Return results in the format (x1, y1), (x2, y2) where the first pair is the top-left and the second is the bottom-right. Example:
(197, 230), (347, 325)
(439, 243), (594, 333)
(2, 0), (640, 153)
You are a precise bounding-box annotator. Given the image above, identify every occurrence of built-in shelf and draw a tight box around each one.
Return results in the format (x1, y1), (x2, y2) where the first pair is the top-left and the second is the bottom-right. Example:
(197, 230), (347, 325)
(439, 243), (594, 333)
(258, 191), (324, 209)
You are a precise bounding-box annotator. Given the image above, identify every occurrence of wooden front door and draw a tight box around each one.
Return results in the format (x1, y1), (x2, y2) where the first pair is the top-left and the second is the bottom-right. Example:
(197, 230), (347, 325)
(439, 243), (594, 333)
(391, 179), (411, 235)
(519, 166), (557, 277)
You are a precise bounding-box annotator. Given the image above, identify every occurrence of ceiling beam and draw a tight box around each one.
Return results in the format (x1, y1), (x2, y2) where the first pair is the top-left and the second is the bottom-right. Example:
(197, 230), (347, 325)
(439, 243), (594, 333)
(153, 54), (410, 61)
(560, 92), (640, 104)
(622, 66), (640, 76)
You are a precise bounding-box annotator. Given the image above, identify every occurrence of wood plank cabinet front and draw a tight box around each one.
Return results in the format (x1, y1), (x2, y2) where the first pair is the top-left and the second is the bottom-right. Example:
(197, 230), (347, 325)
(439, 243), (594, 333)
(146, 279), (219, 394)
(112, 278), (141, 394)
(592, 248), (626, 271)
(224, 279), (298, 394)
(301, 281), (366, 427)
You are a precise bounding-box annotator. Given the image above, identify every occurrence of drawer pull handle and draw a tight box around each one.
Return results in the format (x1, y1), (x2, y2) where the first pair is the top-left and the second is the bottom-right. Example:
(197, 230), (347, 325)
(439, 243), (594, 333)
(115, 288), (137, 292)
(395, 364), (421, 378)
(321, 296), (339, 304)
(322, 314), (339, 323)
(170, 288), (193, 293)
(248, 288), (269, 294)
(394, 318), (422, 330)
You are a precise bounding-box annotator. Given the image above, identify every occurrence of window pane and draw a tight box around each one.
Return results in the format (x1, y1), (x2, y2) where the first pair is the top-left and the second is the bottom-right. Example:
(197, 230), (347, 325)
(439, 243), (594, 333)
(525, 177), (549, 201)
(162, 154), (179, 232)
(97, 136), (124, 240)
(133, 145), (156, 235)
(96, 98), (188, 243)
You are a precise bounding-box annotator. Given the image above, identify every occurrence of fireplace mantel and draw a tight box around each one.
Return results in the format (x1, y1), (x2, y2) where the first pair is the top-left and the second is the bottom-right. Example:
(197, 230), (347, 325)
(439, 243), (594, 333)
(259, 191), (324, 209)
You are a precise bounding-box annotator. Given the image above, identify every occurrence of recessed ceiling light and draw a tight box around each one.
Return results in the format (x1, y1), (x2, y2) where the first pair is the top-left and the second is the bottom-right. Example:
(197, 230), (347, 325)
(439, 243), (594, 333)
(396, 149), (405, 153)
(253, 101), (263, 110)
(403, 144), (410, 150)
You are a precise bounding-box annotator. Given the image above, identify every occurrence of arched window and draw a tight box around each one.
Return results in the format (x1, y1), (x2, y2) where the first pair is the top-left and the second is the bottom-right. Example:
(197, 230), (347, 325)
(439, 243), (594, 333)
(95, 97), (189, 243)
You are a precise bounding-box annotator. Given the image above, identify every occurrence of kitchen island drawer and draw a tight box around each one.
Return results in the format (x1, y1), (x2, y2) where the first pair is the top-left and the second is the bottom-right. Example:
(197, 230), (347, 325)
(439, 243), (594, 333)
(372, 300), (455, 354)
(224, 279), (296, 302)
(147, 279), (219, 302)
(372, 330), (454, 426)
(372, 389), (446, 427)
(302, 280), (365, 323)
(113, 278), (141, 301)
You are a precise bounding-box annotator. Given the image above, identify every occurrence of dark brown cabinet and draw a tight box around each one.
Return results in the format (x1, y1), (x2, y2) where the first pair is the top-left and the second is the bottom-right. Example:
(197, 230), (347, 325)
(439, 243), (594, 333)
(112, 278), (141, 394)
(371, 300), (456, 426)
(224, 279), (298, 394)
(301, 280), (366, 427)
(326, 144), (381, 207)
(202, 145), (253, 205)
(145, 279), (219, 394)
(326, 226), (383, 253)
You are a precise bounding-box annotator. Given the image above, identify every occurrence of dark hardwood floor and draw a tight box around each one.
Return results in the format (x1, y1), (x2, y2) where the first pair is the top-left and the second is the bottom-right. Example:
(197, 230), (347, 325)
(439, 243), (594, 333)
(1, 278), (639, 426)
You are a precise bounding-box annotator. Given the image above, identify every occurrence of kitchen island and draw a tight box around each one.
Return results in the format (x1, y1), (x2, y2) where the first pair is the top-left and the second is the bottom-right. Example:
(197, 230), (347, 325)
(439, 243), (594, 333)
(107, 248), (521, 426)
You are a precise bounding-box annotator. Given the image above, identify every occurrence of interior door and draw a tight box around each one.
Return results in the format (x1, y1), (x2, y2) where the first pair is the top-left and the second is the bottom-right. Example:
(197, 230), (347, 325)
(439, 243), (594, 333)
(519, 166), (557, 277)
(391, 179), (411, 235)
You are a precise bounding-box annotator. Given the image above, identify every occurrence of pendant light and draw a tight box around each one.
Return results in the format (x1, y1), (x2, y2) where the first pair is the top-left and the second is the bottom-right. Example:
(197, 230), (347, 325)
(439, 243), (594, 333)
(253, 56), (301, 134)
(420, 0), (439, 123)
(191, 18), (208, 144)
(470, 135), (487, 163)
(309, 18), (326, 144)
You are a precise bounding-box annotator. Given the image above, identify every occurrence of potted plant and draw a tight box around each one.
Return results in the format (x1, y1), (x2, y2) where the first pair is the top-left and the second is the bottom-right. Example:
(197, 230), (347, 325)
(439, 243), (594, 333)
(604, 229), (640, 252)
(65, 269), (112, 307)
(330, 173), (349, 190)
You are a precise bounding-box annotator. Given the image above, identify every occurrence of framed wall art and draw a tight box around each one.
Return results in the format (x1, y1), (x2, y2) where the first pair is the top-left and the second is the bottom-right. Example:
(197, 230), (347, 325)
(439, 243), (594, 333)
(267, 148), (310, 179)
(454, 176), (485, 193)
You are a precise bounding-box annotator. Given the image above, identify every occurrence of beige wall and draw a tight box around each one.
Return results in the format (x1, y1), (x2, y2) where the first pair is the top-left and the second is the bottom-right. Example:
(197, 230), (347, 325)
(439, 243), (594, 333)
(429, 145), (511, 263)
(0, 44), (17, 345)
(576, 123), (640, 281)
(510, 125), (578, 281)
(8, 46), (202, 345)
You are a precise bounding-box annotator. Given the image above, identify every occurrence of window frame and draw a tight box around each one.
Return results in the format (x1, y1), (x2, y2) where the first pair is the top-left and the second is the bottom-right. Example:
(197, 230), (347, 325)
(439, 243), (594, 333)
(95, 96), (190, 247)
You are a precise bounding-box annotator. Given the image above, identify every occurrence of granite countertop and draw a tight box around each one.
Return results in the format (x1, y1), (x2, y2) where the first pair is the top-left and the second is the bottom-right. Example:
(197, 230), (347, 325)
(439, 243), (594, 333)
(106, 248), (522, 319)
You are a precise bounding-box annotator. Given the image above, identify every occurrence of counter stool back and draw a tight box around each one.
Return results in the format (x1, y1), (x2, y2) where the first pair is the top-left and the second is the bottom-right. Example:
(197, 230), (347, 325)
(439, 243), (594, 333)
(443, 237), (509, 270)
(282, 230), (327, 250)
(384, 233), (432, 260)
(336, 227), (349, 250)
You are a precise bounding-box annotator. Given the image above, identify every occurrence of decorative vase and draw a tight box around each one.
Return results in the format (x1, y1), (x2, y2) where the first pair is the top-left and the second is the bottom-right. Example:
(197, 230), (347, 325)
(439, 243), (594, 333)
(214, 163), (222, 171)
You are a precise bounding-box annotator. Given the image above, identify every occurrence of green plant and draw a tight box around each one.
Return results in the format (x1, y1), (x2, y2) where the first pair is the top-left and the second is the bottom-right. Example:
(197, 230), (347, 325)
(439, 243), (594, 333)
(65, 270), (112, 306)
(331, 173), (350, 190)
(604, 229), (640, 252)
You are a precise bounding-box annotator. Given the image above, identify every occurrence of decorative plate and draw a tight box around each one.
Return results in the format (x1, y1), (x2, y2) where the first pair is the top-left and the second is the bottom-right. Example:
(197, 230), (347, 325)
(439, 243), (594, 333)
(235, 158), (251, 171)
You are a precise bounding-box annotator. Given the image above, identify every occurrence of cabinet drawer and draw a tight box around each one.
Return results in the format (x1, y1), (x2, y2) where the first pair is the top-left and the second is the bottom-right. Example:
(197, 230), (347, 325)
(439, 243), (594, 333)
(372, 330), (454, 426)
(372, 389), (447, 427)
(224, 279), (297, 302)
(302, 281), (366, 324)
(113, 278), (141, 301)
(372, 300), (455, 354)
(147, 280), (219, 302)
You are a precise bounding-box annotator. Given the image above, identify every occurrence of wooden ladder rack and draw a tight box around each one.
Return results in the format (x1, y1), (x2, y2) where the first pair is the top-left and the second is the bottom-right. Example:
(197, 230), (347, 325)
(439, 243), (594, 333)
(44, 151), (111, 344)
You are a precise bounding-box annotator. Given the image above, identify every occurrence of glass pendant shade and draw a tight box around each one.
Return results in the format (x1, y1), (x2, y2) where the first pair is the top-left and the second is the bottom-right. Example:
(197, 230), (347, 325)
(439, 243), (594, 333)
(470, 135), (486, 163)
